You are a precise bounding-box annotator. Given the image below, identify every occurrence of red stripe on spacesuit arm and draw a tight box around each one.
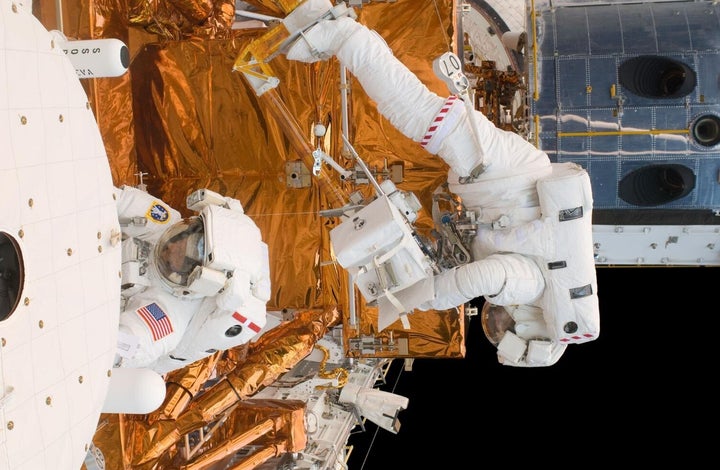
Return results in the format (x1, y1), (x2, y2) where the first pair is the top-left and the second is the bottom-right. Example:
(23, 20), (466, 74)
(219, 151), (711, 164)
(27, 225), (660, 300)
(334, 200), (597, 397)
(420, 95), (458, 148)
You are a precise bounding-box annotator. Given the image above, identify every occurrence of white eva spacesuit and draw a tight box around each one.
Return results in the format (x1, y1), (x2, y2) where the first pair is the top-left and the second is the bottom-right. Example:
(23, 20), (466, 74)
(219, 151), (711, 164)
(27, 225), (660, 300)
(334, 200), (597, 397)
(114, 185), (270, 375)
(280, 0), (600, 367)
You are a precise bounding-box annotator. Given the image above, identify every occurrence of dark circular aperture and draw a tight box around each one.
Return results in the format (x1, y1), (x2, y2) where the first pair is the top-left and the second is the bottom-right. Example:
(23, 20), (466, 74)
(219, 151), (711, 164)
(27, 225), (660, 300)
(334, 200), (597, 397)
(619, 56), (696, 99)
(563, 321), (578, 334)
(225, 324), (243, 337)
(120, 45), (130, 68)
(0, 232), (23, 322)
(619, 164), (695, 206)
(692, 115), (720, 147)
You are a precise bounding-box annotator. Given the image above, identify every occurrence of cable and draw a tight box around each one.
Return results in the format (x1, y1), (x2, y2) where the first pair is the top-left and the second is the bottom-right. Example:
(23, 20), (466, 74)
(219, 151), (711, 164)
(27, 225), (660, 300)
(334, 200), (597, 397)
(432, 0), (453, 53)
(357, 361), (405, 470)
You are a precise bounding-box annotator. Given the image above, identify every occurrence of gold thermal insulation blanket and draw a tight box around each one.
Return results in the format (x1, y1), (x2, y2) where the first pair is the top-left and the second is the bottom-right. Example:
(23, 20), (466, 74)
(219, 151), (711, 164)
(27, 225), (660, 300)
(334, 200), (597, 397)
(33, 0), (471, 468)
(40, 0), (467, 359)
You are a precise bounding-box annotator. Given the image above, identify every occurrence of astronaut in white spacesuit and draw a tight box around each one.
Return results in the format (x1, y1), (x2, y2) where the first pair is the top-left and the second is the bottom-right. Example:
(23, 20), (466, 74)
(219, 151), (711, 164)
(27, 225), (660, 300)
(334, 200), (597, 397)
(280, 1), (600, 367)
(113, 185), (270, 376)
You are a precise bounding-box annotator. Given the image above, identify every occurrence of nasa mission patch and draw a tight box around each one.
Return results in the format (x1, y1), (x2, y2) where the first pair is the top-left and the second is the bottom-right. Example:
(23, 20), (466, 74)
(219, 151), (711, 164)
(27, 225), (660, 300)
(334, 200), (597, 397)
(147, 201), (171, 223)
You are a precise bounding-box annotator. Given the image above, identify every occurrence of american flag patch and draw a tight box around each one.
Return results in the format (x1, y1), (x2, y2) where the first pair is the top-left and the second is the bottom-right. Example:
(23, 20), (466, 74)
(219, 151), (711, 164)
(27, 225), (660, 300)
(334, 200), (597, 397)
(137, 302), (173, 341)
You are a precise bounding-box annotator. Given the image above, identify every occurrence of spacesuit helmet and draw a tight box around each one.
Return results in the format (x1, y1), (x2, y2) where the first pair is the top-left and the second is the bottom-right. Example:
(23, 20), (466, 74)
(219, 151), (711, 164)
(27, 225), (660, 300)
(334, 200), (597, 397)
(481, 302), (568, 367)
(155, 217), (205, 287)
(481, 303), (553, 344)
(480, 302), (516, 346)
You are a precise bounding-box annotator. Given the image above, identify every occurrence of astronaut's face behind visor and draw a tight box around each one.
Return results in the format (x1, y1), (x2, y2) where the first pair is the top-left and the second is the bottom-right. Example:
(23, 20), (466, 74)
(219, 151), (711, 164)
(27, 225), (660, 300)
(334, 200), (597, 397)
(481, 302), (516, 346)
(156, 217), (205, 287)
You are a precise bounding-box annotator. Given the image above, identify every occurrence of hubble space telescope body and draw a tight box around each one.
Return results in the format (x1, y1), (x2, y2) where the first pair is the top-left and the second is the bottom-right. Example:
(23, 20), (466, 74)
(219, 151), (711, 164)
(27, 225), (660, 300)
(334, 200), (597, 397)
(0, 1), (123, 468)
(523, 0), (720, 265)
(3, 1), (719, 469)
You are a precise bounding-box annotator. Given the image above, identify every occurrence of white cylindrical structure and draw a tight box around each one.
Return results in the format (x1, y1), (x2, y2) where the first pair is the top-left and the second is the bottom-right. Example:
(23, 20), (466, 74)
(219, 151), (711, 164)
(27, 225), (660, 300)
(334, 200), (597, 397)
(51, 31), (129, 78)
(102, 367), (166, 414)
(501, 31), (526, 53)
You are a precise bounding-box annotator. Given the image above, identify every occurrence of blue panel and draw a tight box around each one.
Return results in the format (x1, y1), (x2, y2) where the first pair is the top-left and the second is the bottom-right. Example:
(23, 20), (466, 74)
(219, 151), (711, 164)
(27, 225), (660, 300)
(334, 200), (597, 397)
(537, 9), (556, 57)
(535, 58), (556, 114)
(619, 4), (659, 54)
(538, 113), (557, 134)
(654, 105), (690, 130)
(558, 119), (590, 159)
(589, 108), (620, 133)
(696, 158), (720, 206)
(654, 133), (692, 154)
(557, 58), (588, 109)
(587, 57), (620, 108)
(621, 134), (654, 157)
(696, 54), (720, 105)
(652, 3), (693, 52)
(559, 112), (589, 133)
(553, 7), (589, 55)
(590, 134), (620, 156)
(539, 136), (558, 161)
(558, 137), (589, 158)
(618, 107), (654, 132)
(527, 1), (720, 213)
(587, 159), (619, 209)
(586, 6), (622, 55)
(654, 106), (691, 153)
(618, 107), (653, 155)
(685, 2), (720, 51)
(588, 108), (620, 155)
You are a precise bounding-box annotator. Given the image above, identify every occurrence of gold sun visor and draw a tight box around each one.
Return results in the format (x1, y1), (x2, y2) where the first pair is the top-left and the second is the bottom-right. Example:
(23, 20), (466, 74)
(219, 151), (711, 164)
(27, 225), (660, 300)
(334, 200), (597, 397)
(481, 302), (516, 347)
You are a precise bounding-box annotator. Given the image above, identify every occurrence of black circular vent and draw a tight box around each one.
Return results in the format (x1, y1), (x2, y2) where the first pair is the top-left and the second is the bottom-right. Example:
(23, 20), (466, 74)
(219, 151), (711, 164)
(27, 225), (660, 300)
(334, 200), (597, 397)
(0, 232), (23, 322)
(619, 164), (695, 206)
(691, 114), (720, 147)
(619, 56), (696, 99)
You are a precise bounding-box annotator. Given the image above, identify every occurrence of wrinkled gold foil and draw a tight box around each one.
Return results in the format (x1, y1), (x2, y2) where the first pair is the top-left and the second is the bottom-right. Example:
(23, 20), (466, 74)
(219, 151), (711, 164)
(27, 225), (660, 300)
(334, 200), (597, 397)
(38, 0), (468, 467)
(150, 352), (224, 422)
(91, 308), (338, 467)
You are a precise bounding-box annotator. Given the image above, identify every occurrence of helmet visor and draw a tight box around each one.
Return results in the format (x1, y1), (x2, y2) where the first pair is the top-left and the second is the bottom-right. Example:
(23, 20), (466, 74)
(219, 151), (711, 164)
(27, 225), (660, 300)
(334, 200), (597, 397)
(481, 302), (516, 346)
(156, 217), (205, 287)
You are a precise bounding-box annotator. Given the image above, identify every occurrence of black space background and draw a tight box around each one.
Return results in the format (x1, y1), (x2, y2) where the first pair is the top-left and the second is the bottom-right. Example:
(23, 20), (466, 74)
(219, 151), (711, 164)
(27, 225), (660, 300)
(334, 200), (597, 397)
(345, 266), (714, 468)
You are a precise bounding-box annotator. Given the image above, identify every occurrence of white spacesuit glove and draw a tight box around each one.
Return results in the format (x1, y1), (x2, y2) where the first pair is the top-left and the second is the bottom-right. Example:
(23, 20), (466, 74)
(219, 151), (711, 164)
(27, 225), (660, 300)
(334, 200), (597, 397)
(215, 265), (271, 310)
(283, 0), (335, 34)
(484, 304), (567, 367)
(285, 14), (363, 63)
